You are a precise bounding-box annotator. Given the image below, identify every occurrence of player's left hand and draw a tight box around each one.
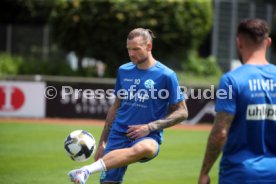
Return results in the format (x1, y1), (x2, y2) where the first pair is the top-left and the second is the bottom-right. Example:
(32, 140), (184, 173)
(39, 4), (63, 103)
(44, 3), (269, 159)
(127, 125), (150, 140)
(198, 174), (210, 184)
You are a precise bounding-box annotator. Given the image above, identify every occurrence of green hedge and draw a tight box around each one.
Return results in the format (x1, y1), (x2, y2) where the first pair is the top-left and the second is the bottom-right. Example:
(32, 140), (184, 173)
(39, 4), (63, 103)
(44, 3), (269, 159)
(0, 53), (23, 76)
(182, 51), (222, 76)
(0, 53), (97, 76)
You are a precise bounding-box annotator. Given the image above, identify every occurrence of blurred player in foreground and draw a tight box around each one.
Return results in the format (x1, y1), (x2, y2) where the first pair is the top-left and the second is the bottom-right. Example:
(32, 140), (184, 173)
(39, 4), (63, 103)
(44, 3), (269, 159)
(68, 28), (188, 184)
(199, 18), (276, 184)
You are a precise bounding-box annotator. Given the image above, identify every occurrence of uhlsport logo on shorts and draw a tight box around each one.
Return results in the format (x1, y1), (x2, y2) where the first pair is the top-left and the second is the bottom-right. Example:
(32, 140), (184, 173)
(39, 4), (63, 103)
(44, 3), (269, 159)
(144, 79), (155, 89)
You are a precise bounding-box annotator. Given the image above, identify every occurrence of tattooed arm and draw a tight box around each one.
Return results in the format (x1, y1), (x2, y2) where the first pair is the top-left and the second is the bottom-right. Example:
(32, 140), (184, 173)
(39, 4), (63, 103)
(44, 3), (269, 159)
(127, 100), (188, 140)
(94, 97), (121, 160)
(198, 112), (234, 184)
(148, 100), (188, 131)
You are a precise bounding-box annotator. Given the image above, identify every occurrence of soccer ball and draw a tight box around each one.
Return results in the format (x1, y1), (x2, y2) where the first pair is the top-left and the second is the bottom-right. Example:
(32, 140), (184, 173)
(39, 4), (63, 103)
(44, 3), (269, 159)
(64, 130), (96, 162)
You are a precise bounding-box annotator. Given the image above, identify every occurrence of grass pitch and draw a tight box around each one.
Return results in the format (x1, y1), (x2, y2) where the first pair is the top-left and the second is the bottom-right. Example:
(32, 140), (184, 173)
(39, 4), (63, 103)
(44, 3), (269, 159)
(0, 121), (218, 184)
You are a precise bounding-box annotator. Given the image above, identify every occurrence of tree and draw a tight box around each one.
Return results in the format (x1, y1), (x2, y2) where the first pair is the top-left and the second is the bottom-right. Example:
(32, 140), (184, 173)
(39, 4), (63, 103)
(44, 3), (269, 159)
(50, 0), (213, 76)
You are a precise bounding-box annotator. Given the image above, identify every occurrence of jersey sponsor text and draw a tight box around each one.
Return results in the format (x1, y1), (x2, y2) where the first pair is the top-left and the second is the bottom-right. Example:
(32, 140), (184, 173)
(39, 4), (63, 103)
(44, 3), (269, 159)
(246, 104), (276, 121)
(248, 79), (276, 92)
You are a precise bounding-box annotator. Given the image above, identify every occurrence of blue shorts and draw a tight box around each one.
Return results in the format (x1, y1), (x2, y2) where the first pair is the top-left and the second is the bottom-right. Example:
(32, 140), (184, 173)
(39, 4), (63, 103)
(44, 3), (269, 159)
(100, 130), (161, 183)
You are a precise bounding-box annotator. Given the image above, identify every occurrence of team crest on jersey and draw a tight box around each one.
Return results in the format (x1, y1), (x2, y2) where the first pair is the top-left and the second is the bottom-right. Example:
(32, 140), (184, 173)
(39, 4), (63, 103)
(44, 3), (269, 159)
(144, 79), (155, 89)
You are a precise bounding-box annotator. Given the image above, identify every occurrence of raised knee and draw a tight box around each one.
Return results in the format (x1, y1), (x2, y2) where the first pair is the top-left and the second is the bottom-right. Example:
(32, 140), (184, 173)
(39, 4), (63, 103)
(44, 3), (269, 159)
(133, 141), (157, 157)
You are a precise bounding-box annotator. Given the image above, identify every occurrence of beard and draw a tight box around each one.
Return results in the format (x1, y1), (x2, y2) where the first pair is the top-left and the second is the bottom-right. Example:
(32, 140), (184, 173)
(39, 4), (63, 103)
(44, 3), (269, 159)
(131, 56), (148, 65)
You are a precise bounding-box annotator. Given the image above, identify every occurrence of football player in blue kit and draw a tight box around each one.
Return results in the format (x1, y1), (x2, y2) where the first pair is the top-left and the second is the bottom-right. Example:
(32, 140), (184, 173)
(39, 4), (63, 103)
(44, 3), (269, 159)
(68, 28), (188, 184)
(199, 18), (276, 184)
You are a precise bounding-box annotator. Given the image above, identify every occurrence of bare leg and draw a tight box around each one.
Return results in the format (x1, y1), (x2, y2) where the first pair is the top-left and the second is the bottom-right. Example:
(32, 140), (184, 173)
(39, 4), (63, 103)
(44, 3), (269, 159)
(68, 139), (159, 184)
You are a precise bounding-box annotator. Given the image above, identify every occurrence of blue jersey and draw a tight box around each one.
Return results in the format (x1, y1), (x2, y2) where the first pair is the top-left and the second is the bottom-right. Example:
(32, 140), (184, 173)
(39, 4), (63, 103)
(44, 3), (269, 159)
(216, 64), (276, 183)
(111, 61), (184, 143)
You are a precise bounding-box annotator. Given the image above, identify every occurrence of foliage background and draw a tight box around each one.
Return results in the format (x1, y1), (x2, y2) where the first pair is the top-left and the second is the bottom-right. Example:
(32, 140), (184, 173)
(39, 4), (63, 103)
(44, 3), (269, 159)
(50, 0), (214, 76)
(0, 0), (219, 78)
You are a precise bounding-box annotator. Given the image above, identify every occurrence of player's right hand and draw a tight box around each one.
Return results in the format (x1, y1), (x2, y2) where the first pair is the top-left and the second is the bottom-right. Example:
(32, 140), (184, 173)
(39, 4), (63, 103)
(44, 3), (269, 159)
(127, 124), (150, 140)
